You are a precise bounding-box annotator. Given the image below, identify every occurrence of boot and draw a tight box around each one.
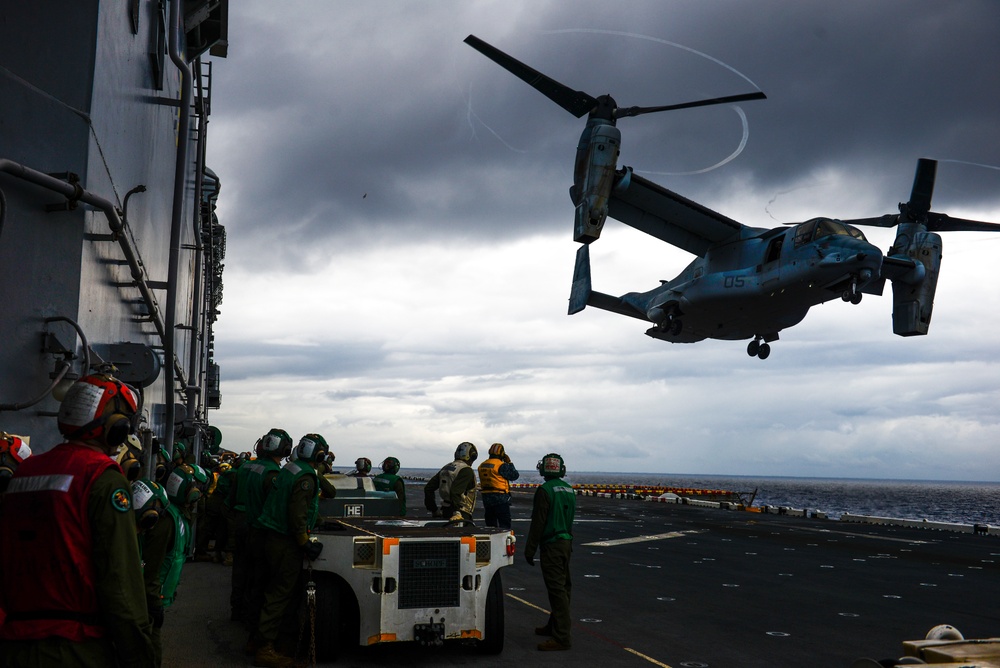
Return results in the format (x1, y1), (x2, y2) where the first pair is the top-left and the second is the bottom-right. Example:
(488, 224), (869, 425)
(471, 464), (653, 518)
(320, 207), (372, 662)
(537, 638), (571, 651)
(535, 624), (553, 636)
(253, 642), (294, 668)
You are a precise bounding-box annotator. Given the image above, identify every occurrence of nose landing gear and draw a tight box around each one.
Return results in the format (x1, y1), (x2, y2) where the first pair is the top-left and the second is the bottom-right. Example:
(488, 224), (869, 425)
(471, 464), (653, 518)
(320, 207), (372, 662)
(842, 279), (863, 305)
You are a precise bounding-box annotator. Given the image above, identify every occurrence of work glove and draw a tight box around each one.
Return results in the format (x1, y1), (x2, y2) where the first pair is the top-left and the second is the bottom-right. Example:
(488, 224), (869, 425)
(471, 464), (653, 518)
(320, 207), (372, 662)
(449, 512), (463, 522)
(524, 552), (535, 566)
(303, 537), (323, 561)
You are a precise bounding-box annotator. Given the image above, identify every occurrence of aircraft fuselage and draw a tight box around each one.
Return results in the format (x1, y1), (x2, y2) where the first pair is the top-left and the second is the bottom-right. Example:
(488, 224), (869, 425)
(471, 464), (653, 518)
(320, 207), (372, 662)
(633, 218), (884, 343)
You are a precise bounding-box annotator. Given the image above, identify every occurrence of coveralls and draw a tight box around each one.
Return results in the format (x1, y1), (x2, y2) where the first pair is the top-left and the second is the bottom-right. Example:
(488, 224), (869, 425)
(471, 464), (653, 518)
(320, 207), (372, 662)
(255, 460), (322, 647)
(423, 459), (477, 520)
(525, 476), (576, 648)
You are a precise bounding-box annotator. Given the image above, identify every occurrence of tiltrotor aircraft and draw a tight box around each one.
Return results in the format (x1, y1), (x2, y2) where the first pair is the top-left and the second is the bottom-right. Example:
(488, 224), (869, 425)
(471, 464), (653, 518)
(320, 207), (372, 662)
(465, 35), (1000, 359)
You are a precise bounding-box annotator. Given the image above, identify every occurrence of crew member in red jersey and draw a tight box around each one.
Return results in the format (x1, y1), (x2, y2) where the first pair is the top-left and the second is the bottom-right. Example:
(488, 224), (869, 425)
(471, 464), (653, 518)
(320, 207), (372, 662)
(0, 373), (154, 668)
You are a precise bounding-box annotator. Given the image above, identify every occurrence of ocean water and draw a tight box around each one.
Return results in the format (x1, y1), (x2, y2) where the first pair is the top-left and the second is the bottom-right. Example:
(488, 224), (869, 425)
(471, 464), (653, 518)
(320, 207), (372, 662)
(564, 472), (1000, 526)
(407, 469), (1000, 526)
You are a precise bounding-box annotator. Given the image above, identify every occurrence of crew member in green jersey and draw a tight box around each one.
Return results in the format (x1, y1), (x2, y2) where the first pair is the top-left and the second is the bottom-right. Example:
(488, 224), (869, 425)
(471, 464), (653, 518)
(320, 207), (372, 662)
(252, 434), (331, 668)
(524, 452), (575, 651)
(373, 456), (406, 516)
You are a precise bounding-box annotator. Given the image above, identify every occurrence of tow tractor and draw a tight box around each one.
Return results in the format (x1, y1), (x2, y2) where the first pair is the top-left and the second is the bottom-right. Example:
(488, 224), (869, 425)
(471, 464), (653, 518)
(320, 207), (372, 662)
(305, 477), (516, 659)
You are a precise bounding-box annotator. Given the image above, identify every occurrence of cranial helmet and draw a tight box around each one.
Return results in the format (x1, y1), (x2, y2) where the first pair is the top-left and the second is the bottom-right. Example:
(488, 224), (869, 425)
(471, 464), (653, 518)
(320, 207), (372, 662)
(488, 443), (505, 458)
(132, 478), (168, 531)
(355, 457), (372, 474)
(164, 467), (202, 507)
(295, 434), (330, 463)
(0, 433), (31, 493)
(189, 464), (209, 488)
(537, 453), (566, 479)
(380, 456), (400, 475)
(116, 433), (144, 482)
(171, 441), (187, 463)
(257, 427), (293, 458)
(57, 374), (138, 448)
(455, 442), (478, 464)
(154, 445), (168, 482)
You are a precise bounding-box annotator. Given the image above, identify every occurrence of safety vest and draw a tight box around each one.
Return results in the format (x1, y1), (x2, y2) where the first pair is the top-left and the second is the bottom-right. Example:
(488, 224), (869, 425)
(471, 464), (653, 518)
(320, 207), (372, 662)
(540, 478), (575, 544)
(244, 458), (281, 528)
(0, 442), (118, 641)
(229, 461), (252, 512)
(158, 504), (190, 607)
(477, 457), (510, 494)
(438, 460), (476, 516)
(257, 460), (319, 536)
(373, 472), (406, 516)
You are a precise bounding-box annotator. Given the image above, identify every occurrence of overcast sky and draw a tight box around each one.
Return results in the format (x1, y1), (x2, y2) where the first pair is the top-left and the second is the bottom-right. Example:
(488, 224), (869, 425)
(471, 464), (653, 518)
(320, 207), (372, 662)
(205, 1), (1000, 481)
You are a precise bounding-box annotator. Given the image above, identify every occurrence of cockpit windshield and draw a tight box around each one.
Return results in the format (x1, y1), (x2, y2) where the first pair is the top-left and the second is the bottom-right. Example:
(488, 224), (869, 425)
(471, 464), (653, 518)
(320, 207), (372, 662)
(792, 218), (866, 247)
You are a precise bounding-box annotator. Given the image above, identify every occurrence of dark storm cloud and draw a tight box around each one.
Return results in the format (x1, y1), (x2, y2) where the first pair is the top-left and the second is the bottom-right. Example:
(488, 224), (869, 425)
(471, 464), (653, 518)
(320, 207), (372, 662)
(209, 1), (999, 271)
(205, 2), (1000, 479)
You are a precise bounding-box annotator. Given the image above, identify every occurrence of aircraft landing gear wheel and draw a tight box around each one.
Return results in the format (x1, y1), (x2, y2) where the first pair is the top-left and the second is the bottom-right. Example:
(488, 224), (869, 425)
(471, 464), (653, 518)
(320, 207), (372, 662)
(843, 281), (862, 304)
(747, 340), (760, 357)
(758, 343), (771, 359)
(669, 318), (683, 336)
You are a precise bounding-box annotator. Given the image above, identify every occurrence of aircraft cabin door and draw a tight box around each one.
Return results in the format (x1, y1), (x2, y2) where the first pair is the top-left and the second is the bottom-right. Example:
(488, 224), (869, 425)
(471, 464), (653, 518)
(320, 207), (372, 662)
(759, 236), (783, 286)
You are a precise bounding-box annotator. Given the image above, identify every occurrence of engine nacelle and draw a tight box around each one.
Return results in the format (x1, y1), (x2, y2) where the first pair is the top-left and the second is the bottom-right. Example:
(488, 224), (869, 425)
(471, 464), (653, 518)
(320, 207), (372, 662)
(573, 122), (621, 244)
(891, 230), (942, 336)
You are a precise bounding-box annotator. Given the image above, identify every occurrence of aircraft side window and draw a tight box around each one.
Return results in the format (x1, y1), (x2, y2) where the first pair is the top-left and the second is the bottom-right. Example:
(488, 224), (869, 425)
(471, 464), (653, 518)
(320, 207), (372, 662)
(793, 220), (816, 247)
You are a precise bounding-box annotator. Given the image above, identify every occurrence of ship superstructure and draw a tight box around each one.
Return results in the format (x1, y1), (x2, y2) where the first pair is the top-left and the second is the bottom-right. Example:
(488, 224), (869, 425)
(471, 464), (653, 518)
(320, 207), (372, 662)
(0, 1), (229, 458)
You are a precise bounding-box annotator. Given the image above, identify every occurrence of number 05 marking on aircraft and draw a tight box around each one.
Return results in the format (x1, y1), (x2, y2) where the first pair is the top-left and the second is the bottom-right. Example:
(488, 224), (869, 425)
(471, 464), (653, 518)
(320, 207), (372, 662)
(583, 529), (706, 547)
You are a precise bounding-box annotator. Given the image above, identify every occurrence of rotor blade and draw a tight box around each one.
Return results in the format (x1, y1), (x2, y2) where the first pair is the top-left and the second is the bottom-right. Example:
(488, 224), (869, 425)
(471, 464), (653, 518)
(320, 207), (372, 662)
(908, 158), (937, 214)
(464, 35), (597, 118)
(841, 215), (900, 228)
(926, 213), (1000, 233)
(615, 91), (767, 119)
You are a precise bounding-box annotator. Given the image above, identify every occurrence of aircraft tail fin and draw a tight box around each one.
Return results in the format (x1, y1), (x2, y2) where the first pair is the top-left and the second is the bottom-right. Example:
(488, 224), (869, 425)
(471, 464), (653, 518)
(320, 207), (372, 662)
(568, 244), (649, 320)
(568, 244), (592, 315)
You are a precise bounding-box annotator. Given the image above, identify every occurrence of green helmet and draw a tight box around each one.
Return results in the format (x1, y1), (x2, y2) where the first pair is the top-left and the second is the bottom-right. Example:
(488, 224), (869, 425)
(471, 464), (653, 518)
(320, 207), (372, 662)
(295, 434), (330, 463)
(172, 441), (187, 461)
(537, 453), (566, 479)
(380, 457), (400, 475)
(190, 464), (209, 488)
(165, 467), (202, 506)
(257, 427), (293, 457)
(132, 478), (168, 531)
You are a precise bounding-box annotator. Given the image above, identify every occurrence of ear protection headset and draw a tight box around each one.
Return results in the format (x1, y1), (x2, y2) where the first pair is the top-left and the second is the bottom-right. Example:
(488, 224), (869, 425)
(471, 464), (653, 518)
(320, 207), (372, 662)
(295, 434), (330, 463)
(380, 457), (400, 475)
(58, 375), (138, 448)
(116, 434), (144, 482)
(131, 479), (167, 531)
(0, 434), (28, 493)
(537, 453), (566, 478)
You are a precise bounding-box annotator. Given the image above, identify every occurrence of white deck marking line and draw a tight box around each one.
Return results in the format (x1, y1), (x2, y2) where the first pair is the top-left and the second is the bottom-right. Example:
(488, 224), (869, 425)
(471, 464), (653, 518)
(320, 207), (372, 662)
(507, 594), (674, 667)
(583, 529), (706, 547)
(789, 525), (931, 544)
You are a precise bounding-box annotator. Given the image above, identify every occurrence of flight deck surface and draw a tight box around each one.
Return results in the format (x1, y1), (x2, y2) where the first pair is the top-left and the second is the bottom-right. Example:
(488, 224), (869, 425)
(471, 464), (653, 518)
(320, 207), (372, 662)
(164, 490), (1000, 667)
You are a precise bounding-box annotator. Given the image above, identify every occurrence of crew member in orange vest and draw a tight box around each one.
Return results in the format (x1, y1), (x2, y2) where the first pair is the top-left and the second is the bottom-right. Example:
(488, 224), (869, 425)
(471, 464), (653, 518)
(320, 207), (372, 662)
(477, 442), (520, 529)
